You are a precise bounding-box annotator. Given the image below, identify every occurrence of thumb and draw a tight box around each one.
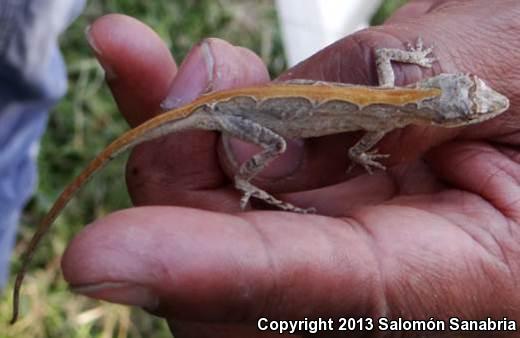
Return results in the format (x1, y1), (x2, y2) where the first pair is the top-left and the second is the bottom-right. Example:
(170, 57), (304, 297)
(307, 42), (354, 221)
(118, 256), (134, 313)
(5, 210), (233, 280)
(282, 0), (516, 92)
(276, 0), (517, 175)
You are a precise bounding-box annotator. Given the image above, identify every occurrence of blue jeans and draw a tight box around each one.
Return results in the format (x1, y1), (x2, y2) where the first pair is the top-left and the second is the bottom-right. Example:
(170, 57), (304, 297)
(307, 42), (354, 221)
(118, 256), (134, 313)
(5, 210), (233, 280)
(0, 0), (84, 288)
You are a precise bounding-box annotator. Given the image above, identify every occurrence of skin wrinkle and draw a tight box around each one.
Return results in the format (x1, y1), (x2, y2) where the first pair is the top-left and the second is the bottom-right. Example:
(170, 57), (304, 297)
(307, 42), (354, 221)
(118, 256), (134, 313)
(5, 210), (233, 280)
(153, 214), (266, 321)
(485, 41), (515, 84)
(506, 219), (520, 247)
(346, 214), (391, 319)
(436, 8), (520, 93)
(488, 230), (514, 280)
(367, 208), (450, 321)
(316, 56), (327, 83)
(494, 161), (520, 219)
(434, 32), (469, 73)
(442, 189), (510, 240)
(239, 217), (279, 321)
(128, 131), (225, 193)
(131, 226), (172, 290)
(251, 212), (381, 319)
(475, 254), (517, 316)
(347, 33), (377, 85)
(439, 144), (498, 195)
(266, 216), (350, 315)
(494, 146), (520, 180)
(461, 257), (493, 316)
(303, 35), (369, 85)
(401, 6), (515, 80)
(502, 219), (520, 289)
(250, 218), (293, 319)
(498, 145), (520, 164)
(492, 117), (520, 137)
(389, 207), (501, 320)
(309, 216), (384, 318)
(332, 48), (342, 83)
(438, 194), (519, 295)
(457, 210), (513, 279)
(429, 189), (520, 279)
(275, 218), (321, 316)
(506, 197), (520, 221)
(478, 160), (519, 218)
(391, 260), (444, 322)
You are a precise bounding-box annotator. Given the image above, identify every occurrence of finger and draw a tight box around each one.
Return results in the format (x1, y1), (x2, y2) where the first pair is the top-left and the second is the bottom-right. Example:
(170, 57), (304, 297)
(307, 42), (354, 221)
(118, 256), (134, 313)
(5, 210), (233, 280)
(261, 0), (518, 192)
(385, 0), (469, 23)
(161, 42), (270, 109)
(62, 194), (520, 326)
(62, 207), (381, 321)
(124, 38), (272, 211)
(428, 141), (520, 221)
(86, 14), (177, 127)
(284, 0), (518, 88)
(88, 17), (275, 211)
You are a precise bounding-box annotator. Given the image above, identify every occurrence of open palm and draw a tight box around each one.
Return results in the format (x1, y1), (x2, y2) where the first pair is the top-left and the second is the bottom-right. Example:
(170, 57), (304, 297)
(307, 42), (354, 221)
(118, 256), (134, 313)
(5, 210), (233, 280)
(62, 1), (520, 337)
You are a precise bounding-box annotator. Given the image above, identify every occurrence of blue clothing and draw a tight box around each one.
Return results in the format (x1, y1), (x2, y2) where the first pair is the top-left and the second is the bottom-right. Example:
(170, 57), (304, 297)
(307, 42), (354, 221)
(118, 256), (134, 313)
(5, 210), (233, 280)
(0, 0), (84, 288)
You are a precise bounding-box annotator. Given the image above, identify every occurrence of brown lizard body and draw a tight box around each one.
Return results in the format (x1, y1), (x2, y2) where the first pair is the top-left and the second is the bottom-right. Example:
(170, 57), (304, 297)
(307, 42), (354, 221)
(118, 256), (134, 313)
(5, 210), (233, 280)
(10, 39), (510, 323)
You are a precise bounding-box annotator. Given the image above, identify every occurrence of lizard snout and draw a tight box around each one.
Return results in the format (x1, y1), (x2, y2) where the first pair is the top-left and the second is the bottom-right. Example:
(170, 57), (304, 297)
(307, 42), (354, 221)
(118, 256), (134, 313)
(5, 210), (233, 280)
(471, 75), (510, 118)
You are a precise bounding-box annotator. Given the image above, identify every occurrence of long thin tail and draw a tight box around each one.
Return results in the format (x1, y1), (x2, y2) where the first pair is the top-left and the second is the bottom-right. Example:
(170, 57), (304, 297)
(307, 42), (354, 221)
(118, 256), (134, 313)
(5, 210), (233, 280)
(10, 105), (204, 324)
(10, 136), (128, 324)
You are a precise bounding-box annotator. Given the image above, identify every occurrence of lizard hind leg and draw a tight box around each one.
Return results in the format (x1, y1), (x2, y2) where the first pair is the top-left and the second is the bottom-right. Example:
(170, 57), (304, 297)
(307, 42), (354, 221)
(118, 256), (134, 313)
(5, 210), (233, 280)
(219, 116), (314, 214)
(235, 179), (314, 214)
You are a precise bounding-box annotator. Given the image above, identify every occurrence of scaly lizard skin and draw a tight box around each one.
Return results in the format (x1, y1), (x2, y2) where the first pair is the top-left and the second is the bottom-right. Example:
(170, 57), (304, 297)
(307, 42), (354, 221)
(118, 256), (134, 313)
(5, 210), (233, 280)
(10, 39), (509, 323)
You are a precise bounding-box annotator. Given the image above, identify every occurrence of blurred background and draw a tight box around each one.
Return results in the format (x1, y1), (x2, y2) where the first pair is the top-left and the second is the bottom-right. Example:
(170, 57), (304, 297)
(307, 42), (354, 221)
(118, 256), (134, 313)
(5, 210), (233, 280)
(2, 0), (406, 337)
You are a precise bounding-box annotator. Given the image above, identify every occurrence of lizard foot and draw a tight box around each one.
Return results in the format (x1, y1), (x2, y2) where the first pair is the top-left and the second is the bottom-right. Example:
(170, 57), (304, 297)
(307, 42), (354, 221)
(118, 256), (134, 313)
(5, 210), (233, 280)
(405, 38), (436, 68)
(347, 149), (389, 174)
(235, 179), (315, 214)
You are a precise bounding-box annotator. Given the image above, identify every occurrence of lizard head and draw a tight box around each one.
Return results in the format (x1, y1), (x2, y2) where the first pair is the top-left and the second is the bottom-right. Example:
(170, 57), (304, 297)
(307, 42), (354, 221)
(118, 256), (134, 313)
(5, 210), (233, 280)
(419, 73), (509, 127)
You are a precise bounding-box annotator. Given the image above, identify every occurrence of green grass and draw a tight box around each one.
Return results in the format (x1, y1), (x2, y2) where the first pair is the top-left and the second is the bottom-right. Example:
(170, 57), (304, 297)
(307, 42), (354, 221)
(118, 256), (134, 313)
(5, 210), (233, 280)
(371, 0), (409, 25)
(1, 1), (406, 337)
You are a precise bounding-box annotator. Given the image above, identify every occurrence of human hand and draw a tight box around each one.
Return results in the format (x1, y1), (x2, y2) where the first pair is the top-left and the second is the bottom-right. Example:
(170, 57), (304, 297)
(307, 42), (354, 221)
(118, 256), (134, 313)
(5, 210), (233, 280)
(62, 1), (520, 337)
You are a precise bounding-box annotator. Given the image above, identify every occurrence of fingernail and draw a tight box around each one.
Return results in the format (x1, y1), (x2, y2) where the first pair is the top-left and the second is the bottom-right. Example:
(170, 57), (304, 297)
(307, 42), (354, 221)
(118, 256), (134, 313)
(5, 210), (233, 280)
(72, 282), (159, 310)
(85, 25), (117, 80)
(222, 137), (305, 179)
(161, 40), (215, 110)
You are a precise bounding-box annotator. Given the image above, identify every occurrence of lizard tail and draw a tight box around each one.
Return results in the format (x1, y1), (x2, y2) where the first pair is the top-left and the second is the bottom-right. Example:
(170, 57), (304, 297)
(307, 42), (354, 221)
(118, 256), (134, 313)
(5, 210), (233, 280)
(10, 140), (120, 324)
(10, 107), (208, 324)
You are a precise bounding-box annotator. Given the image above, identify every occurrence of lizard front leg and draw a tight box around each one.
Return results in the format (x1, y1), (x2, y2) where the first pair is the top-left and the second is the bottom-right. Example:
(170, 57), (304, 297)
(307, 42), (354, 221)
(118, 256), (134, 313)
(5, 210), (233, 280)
(219, 115), (313, 213)
(375, 38), (436, 87)
(348, 130), (389, 174)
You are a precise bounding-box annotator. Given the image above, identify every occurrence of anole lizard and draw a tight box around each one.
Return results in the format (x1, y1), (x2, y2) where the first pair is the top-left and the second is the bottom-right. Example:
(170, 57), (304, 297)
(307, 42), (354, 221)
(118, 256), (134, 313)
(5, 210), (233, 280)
(10, 39), (509, 323)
